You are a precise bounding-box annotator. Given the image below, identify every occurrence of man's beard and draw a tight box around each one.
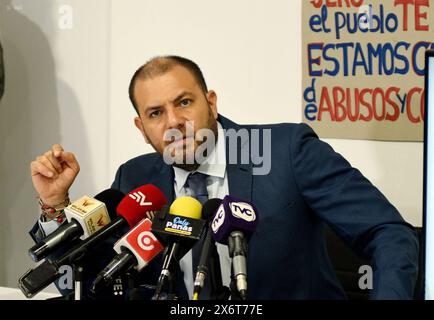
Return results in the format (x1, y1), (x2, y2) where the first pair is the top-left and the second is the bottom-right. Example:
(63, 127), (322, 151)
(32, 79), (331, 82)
(145, 108), (219, 172)
(171, 115), (218, 172)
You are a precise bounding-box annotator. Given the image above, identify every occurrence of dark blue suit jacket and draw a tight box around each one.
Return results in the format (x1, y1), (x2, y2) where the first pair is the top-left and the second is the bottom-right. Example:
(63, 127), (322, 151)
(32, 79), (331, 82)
(108, 114), (419, 299)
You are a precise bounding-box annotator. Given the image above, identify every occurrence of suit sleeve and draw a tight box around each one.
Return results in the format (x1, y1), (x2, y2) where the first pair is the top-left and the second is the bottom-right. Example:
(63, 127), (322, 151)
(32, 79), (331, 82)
(111, 164), (123, 190)
(289, 123), (419, 299)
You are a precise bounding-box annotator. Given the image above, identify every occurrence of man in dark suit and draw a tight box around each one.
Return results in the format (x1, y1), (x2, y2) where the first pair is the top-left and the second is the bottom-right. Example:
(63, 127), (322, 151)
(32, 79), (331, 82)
(29, 56), (419, 299)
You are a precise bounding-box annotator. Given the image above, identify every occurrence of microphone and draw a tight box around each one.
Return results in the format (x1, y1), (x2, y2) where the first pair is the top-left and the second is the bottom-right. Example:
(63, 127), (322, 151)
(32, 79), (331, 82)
(90, 218), (164, 295)
(193, 198), (223, 300)
(28, 189), (125, 262)
(18, 184), (167, 298)
(211, 195), (259, 300)
(151, 196), (206, 299)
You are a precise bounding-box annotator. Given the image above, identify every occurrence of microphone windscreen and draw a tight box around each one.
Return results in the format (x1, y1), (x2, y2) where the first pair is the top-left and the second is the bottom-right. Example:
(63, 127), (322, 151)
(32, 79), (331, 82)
(94, 189), (125, 220)
(117, 184), (167, 227)
(152, 197), (206, 245)
(169, 196), (202, 219)
(211, 195), (259, 244)
(202, 198), (222, 222)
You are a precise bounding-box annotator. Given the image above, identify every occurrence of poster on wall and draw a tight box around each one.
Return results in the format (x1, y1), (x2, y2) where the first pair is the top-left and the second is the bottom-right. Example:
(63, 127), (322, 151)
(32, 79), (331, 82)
(302, 0), (434, 141)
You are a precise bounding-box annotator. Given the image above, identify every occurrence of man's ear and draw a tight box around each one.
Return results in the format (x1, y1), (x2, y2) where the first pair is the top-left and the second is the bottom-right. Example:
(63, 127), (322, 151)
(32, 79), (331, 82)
(206, 90), (218, 119)
(134, 116), (150, 144)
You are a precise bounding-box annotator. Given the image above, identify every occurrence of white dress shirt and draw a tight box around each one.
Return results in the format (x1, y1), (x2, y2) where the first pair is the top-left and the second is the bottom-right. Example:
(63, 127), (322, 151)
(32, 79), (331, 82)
(38, 214), (65, 237)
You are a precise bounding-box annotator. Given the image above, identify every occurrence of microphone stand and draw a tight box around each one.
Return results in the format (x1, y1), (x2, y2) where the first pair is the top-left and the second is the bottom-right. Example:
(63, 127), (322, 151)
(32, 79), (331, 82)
(209, 243), (230, 300)
(167, 264), (179, 300)
(153, 243), (181, 300)
(229, 269), (243, 300)
(126, 269), (141, 301)
(73, 264), (84, 300)
(156, 263), (179, 300)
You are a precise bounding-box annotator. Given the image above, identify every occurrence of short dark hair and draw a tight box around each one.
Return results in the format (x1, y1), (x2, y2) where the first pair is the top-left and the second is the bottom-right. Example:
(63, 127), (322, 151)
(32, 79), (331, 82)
(128, 55), (208, 114)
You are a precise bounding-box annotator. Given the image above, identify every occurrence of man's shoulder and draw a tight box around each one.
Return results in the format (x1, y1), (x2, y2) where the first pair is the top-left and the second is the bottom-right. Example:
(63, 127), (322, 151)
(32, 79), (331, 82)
(243, 121), (309, 131)
(233, 120), (318, 142)
(112, 152), (170, 191)
(120, 152), (163, 171)
(219, 114), (316, 136)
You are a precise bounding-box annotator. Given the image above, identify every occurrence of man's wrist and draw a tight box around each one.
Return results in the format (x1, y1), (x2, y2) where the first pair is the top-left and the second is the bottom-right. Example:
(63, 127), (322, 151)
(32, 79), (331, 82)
(38, 194), (70, 223)
(39, 194), (69, 206)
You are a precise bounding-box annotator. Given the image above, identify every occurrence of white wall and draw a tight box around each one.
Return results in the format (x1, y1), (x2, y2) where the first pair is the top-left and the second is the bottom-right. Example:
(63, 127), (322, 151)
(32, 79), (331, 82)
(0, 0), (111, 289)
(0, 0), (423, 290)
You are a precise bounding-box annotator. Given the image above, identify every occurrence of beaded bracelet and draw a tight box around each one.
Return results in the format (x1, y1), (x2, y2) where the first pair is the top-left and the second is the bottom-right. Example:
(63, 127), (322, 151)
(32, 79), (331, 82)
(38, 195), (70, 223)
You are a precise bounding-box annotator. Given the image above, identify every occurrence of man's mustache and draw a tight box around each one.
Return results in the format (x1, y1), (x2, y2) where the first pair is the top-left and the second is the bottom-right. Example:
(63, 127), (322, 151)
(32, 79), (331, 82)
(164, 129), (196, 143)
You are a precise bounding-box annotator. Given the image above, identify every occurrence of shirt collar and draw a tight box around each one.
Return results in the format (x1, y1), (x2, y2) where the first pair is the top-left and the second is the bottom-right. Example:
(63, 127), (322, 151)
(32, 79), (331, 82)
(173, 121), (226, 192)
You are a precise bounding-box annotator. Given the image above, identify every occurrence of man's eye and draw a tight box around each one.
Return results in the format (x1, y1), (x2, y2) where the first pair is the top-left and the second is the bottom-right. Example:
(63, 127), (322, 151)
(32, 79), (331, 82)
(149, 110), (161, 118)
(180, 99), (192, 107)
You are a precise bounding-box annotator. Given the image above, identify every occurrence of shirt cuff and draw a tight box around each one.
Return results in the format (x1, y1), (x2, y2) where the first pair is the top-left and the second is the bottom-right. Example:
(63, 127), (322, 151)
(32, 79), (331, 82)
(38, 216), (64, 237)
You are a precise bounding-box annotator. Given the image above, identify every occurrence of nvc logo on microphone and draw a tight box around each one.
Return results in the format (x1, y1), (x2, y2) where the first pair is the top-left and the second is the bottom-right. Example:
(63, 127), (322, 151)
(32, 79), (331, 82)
(211, 205), (225, 233)
(230, 202), (256, 222)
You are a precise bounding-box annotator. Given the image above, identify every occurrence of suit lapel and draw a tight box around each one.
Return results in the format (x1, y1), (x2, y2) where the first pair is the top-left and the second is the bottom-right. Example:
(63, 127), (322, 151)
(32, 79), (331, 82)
(219, 115), (253, 202)
(227, 163), (252, 202)
(152, 160), (175, 204)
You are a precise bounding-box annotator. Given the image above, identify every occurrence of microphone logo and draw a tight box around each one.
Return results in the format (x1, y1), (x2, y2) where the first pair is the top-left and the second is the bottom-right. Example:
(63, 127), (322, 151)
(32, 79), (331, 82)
(165, 216), (193, 235)
(97, 214), (106, 227)
(211, 204), (225, 233)
(82, 199), (94, 207)
(230, 202), (256, 222)
(129, 191), (152, 206)
(137, 231), (158, 251)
